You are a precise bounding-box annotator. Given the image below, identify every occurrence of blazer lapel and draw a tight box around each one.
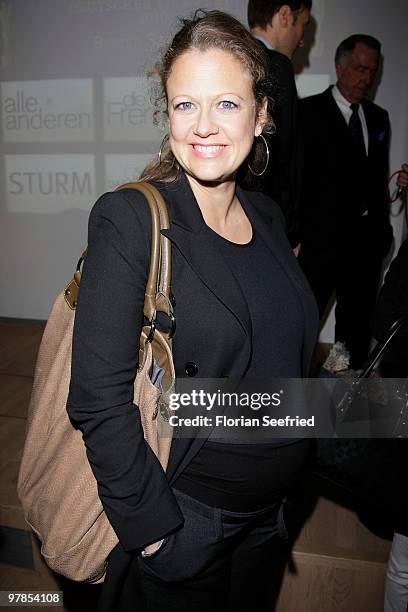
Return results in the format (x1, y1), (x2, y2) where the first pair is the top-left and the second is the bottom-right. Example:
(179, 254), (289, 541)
(237, 187), (310, 294)
(160, 175), (252, 339)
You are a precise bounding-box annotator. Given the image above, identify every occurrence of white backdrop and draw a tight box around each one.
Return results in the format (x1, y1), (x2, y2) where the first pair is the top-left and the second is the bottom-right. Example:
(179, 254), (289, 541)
(0, 0), (407, 325)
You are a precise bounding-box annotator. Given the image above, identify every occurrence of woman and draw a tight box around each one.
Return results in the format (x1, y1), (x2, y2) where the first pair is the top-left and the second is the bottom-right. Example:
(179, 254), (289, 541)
(67, 10), (318, 612)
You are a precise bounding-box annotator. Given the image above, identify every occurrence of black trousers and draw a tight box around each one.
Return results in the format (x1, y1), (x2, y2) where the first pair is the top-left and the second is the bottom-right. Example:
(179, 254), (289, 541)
(299, 236), (383, 369)
(110, 489), (290, 612)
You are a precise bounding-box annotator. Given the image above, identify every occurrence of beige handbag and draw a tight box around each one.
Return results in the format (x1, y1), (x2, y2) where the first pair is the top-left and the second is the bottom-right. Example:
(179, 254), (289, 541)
(17, 182), (175, 583)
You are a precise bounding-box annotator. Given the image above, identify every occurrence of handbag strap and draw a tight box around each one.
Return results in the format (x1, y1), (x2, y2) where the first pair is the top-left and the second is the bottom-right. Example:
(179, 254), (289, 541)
(116, 182), (173, 326)
(65, 182), (174, 339)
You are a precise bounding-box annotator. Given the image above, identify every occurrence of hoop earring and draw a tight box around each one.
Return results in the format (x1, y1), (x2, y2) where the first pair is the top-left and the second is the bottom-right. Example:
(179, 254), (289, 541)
(247, 134), (270, 177)
(158, 133), (169, 165)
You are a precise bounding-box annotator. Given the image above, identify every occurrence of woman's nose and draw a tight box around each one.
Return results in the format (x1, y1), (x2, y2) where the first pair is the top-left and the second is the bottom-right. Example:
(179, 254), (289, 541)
(193, 107), (219, 137)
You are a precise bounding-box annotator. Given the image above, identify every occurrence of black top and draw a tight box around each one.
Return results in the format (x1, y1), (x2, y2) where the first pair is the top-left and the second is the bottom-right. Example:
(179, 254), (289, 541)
(175, 228), (308, 511)
(211, 227), (305, 438)
(213, 229), (303, 377)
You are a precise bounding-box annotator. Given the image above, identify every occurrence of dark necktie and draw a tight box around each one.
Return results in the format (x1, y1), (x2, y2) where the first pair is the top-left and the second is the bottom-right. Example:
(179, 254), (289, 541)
(349, 103), (366, 157)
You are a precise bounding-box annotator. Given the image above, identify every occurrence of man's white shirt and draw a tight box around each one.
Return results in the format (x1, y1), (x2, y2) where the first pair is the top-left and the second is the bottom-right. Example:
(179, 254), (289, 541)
(332, 84), (369, 155)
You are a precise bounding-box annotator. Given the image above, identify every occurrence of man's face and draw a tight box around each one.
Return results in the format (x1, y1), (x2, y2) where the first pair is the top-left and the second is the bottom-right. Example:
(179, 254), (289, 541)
(336, 43), (380, 104)
(285, 7), (310, 58)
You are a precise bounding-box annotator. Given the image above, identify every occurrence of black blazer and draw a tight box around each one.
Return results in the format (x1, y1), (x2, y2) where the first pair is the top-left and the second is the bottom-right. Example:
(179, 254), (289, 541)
(299, 86), (392, 256)
(257, 45), (303, 245)
(67, 173), (318, 554)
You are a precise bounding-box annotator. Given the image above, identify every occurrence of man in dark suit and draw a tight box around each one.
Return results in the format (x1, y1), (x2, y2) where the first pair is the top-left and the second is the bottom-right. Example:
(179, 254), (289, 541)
(248, 0), (312, 247)
(298, 34), (395, 369)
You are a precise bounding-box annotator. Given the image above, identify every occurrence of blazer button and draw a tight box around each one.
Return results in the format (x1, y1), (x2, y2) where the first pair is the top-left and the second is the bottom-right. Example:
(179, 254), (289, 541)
(185, 362), (198, 377)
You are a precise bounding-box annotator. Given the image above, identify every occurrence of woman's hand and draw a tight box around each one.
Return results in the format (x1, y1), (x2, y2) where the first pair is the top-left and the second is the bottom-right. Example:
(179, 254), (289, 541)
(293, 243), (301, 258)
(141, 539), (164, 557)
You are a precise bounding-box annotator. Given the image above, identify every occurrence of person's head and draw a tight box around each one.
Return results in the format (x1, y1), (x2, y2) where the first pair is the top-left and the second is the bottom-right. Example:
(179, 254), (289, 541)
(141, 10), (274, 187)
(335, 34), (381, 104)
(248, 0), (311, 58)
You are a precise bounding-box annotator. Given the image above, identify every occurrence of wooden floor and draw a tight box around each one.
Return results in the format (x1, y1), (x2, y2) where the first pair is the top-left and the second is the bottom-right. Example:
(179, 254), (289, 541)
(0, 319), (391, 611)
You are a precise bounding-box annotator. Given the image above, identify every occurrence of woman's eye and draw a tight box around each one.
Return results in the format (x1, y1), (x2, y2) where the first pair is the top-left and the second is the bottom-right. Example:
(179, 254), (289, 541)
(218, 100), (238, 110)
(175, 101), (194, 111)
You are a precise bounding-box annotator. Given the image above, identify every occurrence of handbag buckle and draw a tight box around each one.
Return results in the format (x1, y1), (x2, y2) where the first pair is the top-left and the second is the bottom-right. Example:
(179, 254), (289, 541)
(146, 319), (156, 343)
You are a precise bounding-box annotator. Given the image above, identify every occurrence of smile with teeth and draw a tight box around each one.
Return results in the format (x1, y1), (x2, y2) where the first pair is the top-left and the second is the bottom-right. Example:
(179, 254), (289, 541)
(192, 144), (226, 158)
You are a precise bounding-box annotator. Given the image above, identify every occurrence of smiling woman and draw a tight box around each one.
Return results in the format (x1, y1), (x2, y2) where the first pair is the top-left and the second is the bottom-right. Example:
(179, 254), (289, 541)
(66, 9), (318, 612)
(141, 10), (275, 191)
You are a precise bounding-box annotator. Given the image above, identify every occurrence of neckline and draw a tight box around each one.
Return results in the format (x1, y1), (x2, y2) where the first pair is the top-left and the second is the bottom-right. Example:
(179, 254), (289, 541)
(207, 225), (255, 248)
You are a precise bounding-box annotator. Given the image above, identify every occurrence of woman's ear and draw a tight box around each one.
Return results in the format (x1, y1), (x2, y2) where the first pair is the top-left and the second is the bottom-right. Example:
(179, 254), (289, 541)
(255, 97), (268, 137)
